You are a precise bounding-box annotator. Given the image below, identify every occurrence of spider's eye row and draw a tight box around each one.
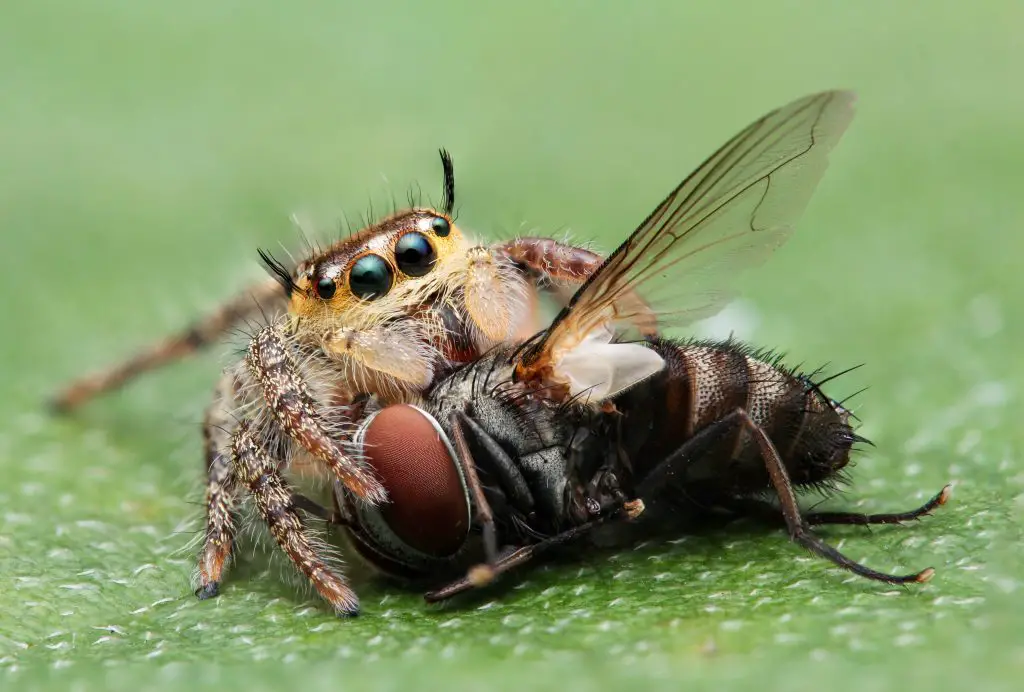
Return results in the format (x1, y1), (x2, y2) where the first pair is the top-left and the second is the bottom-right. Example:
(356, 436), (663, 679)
(315, 276), (337, 300)
(395, 232), (436, 278)
(349, 254), (394, 300)
(430, 216), (451, 237)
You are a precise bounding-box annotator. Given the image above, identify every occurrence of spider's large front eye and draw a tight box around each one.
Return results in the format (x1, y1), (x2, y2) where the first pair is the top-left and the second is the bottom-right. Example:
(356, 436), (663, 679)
(349, 254), (394, 300)
(395, 232), (436, 277)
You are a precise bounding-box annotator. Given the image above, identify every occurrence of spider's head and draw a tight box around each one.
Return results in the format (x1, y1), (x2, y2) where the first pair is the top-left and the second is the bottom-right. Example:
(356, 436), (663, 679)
(260, 150), (473, 333)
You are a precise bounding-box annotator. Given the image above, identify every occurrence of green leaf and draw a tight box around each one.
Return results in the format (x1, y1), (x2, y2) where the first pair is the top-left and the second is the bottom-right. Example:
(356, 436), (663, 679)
(2, 1), (1022, 688)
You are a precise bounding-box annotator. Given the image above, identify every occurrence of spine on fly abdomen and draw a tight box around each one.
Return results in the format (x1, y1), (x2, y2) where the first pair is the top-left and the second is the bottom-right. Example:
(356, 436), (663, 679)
(615, 338), (855, 491)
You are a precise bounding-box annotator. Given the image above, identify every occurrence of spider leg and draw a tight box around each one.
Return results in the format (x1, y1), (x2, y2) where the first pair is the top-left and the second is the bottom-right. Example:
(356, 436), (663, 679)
(50, 277), (284, 412)
(230, 420), (360, 615)
(195, 371), (244, 599)
(495, 237), (601, 286)
(246, 324), (387, 503)
(493, 237), (658, 337)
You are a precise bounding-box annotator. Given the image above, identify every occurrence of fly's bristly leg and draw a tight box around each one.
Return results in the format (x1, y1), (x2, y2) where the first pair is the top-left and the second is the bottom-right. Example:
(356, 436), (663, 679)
(801, 485), (951, 526)
(424, 510), (621, 603)
(632, 408), (747, 502)
(247, 323), (387, 504)
(448, 412), (501, 587)
(50, 277), (285, 413)
(717, 486), (950, 529)
(291, 492), (343, 524)
(231, 420), (360, 616)
(636, 409), (939, 585)
(732, 408), (937, 585)
(424, 546), (531, 603)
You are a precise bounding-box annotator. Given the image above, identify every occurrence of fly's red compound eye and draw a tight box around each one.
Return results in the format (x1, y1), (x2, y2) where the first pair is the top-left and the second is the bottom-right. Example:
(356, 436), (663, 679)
(360, 405), (469, 557)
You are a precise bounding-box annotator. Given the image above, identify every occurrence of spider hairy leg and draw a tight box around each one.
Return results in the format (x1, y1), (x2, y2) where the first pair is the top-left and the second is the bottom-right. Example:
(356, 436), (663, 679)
(495, 237), (658, 336)
(247, 324), (387, 503)
(231, 420), (360, 616)
(195, 372), (244, 599)
(50, 277), (285, 412)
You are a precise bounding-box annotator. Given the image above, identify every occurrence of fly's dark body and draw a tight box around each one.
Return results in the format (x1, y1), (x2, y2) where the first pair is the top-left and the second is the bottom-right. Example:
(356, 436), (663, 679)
(339, 334), (946, 604)
(328, 89), (948, 610)
(428, 335), (853, 532)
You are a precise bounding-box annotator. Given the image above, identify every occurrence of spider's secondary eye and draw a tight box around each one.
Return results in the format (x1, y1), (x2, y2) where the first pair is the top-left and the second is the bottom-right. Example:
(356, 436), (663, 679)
(395, 232), (436, 277)
(316, 277), (337, 300)
(430, 217), (451, 237)
(349, 254), (394, 300)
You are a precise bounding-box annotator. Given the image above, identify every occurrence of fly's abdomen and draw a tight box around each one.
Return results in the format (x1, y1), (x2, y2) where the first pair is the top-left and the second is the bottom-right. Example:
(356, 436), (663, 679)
(617, 338), (856, 494)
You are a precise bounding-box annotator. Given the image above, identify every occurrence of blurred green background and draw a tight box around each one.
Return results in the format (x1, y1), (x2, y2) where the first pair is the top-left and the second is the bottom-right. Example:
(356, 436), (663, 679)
(2, 1), (1023, 689)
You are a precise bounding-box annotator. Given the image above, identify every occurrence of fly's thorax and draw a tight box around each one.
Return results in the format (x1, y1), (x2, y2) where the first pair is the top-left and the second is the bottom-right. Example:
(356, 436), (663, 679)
(424, 348), (516, 420)
(425, 348), (578, 520)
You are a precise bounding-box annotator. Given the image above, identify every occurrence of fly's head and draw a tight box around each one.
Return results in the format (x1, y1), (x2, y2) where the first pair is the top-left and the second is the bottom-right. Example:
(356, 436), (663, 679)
(336, 347), (577, 580)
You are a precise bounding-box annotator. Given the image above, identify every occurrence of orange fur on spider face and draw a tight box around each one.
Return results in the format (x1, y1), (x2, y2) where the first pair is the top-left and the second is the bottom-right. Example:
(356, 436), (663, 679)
(289, 208), (468, 325)
(286, 206), (532, 359)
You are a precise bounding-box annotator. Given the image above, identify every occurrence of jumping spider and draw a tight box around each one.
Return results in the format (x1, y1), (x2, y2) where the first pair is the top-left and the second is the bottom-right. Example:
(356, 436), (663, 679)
(52, 151), (653, 614)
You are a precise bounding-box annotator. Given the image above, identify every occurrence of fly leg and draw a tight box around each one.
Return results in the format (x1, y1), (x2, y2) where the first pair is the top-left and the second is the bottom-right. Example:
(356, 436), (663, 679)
(636, 408), (937, 585)
(802, 485), (950, 525)
(50, 277), (285, 412)
(720, 486), (951, 527)
(632, 407), (752, 502)
(456, 413), (535, 515)
(735, 408), (935, 584)
(291, 493), (345, 524)
(446, 411), (503, 586)
(423, 511), (620, 603)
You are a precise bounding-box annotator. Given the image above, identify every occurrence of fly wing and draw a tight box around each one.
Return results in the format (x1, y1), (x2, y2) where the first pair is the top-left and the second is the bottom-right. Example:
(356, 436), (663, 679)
(516, 90), (856, 397)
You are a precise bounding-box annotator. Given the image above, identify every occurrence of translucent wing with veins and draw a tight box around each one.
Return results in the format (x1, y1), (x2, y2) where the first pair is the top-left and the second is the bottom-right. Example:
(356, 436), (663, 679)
(515, 90), (857, 400)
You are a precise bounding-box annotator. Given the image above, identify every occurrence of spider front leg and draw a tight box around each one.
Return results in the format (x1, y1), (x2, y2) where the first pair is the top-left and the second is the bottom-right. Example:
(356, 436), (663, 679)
(230, 420), (360, 615)
(51, 277), (285, 412)
(489, 238), (658, 337)
(246, 324), (387, 503)
(459, 245), (533, 344)
(496, 237), (602, 287)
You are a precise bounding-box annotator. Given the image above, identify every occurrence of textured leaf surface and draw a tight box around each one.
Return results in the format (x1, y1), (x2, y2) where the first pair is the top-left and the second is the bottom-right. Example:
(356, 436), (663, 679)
(2, 1), (1023, 689)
